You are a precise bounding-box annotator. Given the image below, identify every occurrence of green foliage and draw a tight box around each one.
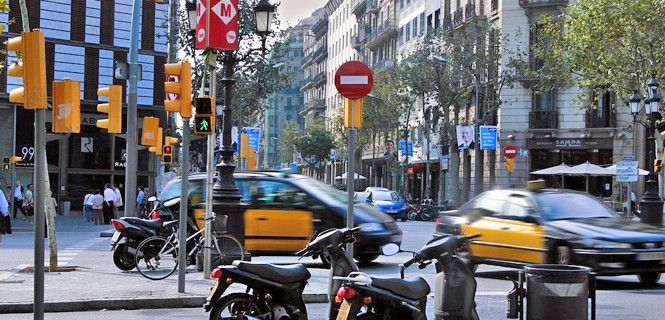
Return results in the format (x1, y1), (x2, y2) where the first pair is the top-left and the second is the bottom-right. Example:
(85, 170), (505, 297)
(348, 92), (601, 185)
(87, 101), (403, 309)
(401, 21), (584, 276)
(294, 120), (335, 169)
(278, 121), (301, 163)
(532, 0), (665, 101)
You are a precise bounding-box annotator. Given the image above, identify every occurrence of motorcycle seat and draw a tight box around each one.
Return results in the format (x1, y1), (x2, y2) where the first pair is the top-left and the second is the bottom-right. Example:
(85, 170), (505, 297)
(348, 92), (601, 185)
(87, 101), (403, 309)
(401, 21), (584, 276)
(233, 261), (311, 284)
(371, 276), (431, 300)
(123, 217), (163, 229)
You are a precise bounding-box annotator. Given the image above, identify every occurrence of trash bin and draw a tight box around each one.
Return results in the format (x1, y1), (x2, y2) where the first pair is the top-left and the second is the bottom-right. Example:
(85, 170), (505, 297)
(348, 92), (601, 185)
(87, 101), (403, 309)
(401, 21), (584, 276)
(523, 264), (594, 320)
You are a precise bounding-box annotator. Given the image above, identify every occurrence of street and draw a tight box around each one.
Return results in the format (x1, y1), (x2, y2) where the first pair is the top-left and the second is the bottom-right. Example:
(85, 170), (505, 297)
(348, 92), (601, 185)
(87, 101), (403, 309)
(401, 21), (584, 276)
(1, 219), (664, 319)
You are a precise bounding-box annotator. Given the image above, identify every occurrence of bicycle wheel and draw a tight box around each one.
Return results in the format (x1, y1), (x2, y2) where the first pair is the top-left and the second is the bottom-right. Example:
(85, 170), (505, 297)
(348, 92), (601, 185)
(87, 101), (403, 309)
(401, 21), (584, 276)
(211, 234), (245, 266)
(135, 236), (178, 280)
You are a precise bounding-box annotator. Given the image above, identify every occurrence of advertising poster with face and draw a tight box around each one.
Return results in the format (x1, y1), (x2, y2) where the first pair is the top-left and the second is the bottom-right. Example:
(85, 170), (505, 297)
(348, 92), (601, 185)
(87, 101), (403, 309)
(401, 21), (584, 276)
(456, 125), (475, 150)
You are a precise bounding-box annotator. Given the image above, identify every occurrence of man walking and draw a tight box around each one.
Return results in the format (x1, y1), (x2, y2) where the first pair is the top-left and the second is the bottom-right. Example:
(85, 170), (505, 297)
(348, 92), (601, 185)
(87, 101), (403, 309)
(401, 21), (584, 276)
(13, 180), (26, 219)
(103, 183), (116, 224)
(113, 184), (123, 218)
(136, 186), (145, 216)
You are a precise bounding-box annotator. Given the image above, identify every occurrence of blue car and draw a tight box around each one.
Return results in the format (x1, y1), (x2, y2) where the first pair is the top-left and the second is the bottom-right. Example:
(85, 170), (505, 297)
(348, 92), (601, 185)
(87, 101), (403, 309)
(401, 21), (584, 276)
(366, 190), (408, 221)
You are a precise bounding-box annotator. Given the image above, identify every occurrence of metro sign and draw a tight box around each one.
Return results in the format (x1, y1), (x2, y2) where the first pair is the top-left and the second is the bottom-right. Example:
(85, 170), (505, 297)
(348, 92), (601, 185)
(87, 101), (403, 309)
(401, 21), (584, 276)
(196, 0), (239, 51)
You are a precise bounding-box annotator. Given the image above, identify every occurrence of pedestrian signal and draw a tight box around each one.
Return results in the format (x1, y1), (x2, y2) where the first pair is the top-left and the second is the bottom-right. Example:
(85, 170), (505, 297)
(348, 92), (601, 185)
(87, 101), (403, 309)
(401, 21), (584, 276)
(194, 96), (214, 135)
(2, 157), (9, 171)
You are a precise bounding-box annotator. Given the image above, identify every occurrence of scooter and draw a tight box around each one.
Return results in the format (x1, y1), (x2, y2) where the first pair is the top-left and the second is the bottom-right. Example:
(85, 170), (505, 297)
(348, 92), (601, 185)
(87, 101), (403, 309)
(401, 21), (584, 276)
(334, 233), (481, 320)
(109, 216), (178, 270)
(203, 227), (388, 320)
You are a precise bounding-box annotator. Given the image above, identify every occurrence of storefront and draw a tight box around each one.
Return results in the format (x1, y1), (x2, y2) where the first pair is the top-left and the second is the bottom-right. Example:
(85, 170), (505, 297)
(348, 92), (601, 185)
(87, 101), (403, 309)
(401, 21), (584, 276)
(528, 137), (614, 197)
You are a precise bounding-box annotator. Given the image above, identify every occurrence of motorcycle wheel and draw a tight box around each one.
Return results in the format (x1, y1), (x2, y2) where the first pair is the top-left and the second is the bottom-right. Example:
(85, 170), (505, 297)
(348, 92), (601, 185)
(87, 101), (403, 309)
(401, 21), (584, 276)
(407, 211), (418, 221)
(209, 292), (269, 320)
(113, 243), (136, 271)
(420, 211), (433, 221)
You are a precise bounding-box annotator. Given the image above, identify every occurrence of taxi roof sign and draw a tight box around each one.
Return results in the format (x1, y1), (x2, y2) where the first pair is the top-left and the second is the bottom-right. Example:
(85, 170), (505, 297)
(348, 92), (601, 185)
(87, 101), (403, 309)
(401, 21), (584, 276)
(526, 179), (547, 191)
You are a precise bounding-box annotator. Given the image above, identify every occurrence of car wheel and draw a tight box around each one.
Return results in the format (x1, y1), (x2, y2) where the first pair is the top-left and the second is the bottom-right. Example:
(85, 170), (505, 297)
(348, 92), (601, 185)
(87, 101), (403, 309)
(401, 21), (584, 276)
(549, 245), (574, 265)
(355, 253), (379, 265)
(638, 272), (661, 287)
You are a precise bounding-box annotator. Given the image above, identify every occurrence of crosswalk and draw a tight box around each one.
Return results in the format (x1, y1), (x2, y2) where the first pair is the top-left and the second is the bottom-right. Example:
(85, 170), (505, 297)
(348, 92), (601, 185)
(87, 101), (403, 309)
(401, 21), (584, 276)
(56, 238), (106, 266)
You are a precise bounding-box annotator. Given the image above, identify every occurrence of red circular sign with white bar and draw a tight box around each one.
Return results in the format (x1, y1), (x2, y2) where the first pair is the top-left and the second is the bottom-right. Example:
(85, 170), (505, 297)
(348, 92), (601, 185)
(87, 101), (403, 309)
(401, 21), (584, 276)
(334, 61), (374, 99)
(503, 144), (518, 159)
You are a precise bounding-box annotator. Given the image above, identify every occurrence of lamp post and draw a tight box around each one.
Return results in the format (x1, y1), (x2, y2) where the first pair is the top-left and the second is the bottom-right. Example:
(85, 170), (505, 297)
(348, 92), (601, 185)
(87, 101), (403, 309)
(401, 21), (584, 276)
(638, 76), (663, 227)
(213, 0), (276, 246)
(431, 55), (482, 196)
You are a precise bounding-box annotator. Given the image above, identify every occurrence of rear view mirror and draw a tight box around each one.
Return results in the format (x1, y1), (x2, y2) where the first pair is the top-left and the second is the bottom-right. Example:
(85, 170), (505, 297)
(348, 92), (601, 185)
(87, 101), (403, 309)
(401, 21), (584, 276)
(381, 243), (400, 256)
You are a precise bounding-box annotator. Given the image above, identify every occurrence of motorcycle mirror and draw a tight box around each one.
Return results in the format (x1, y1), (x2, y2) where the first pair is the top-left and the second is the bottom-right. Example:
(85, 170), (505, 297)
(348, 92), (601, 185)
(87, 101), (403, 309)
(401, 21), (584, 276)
(381, 243), (400, 256)
(148, 196), (157, 202)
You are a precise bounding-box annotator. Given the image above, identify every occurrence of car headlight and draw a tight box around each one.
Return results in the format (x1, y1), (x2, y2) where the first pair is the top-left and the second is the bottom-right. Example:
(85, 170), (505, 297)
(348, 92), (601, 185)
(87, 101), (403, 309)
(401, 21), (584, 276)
(359, 223), (384, 232)
(581, 239), (632, 249)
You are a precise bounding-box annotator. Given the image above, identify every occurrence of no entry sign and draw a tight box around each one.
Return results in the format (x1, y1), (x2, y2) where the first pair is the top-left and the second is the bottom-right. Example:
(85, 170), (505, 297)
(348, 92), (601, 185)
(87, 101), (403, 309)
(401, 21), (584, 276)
(503, 144), (518, 159)
(335, 61), (374, 99)
(196, 0), (239, 51)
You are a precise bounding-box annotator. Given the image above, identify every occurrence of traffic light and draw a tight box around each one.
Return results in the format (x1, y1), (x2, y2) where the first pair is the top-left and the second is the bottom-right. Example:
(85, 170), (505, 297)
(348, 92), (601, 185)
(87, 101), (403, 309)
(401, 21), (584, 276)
(52, 78), (81, 133)
(10, 156), (22, 164)
(141, 117), (160, 146)
(162, 136), (179, 164)
(164, 61), (192, 118)
(96, 85), (123, 133)
(343, 98), (363, 128)
(6, 29), (47, 109)
(655, 159), (663, 173)
(2, 157), (9, 171)
(148, 128), (163, 155)
(194, 96), (214, 135)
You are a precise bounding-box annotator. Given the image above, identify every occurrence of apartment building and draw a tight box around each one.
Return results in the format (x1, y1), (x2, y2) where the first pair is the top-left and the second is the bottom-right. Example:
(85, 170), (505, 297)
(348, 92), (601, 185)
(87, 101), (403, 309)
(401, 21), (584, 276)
(301, 8), (328, 124)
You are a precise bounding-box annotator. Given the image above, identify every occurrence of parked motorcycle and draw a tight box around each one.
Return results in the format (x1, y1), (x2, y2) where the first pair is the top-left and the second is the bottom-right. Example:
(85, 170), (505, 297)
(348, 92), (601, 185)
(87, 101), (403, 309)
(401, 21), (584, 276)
(409, 200), (452, 221)
(334, 233), (481, 320)
(204, 227), (391, 320)
(109, 217), (178, 270)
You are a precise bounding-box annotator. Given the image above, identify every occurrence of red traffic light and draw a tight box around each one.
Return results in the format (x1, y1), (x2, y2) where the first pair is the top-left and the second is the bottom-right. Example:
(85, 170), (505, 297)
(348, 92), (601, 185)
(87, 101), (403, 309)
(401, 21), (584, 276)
(163, 146), (172, 154)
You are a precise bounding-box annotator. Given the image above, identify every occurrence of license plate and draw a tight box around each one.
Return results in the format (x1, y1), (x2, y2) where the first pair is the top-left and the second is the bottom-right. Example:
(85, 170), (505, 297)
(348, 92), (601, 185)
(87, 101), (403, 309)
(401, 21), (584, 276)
(636, 252), (665, 261)
(110, 231), (120, 245)
(207, 281), (220, 301)
(336, 300), (351, 320)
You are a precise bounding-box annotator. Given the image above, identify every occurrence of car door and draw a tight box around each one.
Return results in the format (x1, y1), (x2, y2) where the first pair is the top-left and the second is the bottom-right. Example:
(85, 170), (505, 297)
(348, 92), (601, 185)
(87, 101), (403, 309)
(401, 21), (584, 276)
(460, 192), (509, 261)
(243, 179), (313, 252)
(492, 195), (546, 264)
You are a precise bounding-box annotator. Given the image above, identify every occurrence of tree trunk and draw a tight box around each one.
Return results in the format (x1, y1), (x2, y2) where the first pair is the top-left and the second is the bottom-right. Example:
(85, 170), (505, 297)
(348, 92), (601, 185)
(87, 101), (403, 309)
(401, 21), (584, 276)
(43, 145), (58, 271)
(489, 149), (496, 188)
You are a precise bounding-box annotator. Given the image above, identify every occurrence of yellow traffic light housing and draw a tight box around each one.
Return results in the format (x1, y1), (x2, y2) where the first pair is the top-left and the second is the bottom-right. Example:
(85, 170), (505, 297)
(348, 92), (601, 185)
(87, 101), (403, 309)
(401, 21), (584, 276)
(194, 96), (214, 135)
(52, 78), (81, 133)
(164, 136), (179, 147)
(96, 85), (123, 133)
(141, 117), (160, 146)
(6, 29), (48, 109)
(148, 127), (163, 155)
(162, 145), (173, 164)
(164, 61), (192, 118)
(10, 156), (22, 164)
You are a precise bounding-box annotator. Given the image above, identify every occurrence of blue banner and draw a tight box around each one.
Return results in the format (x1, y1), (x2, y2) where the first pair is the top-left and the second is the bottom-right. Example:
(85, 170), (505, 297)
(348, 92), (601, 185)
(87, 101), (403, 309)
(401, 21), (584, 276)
(479, 125), (498, 150)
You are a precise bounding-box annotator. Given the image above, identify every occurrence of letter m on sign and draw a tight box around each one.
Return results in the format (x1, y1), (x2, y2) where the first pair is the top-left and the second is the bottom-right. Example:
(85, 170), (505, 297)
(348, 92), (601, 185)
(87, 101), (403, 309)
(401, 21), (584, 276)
(209, 0), (239, 50)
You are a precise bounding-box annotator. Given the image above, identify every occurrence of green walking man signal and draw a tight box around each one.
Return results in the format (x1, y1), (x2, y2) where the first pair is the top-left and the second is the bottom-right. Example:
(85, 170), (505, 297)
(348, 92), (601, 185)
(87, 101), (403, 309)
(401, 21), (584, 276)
(2, 157), (9, 171)
(194, 96), (214, 135)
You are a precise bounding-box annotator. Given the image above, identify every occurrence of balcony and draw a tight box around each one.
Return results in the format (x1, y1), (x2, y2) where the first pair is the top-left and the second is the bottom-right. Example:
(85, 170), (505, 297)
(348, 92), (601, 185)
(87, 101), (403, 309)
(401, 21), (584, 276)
(465, 1), (476, 20)
(453, 9), (463, 27)
(313, 72), (326, 88)
(529, 110), (559, 129)
(366, 0), (378, 13)
(519, 0), (569, 8)
(374, 59), (395, 71)
(351, 0), (366, 16)
(300, 75), (314, 91)
(442, 14), (452, 30)
(585, 109), (616, 128)
(311, 17), (328, 36)
(366, 19), (398, 49)
(300, 99), (326, 116)
(352, 30), (368, 50)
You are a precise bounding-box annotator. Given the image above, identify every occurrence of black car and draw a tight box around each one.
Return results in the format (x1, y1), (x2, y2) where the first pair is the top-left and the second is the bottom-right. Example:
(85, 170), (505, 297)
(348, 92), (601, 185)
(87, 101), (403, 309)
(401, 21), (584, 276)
(158, 171), (402, 264)
(436, 187), (665, 285)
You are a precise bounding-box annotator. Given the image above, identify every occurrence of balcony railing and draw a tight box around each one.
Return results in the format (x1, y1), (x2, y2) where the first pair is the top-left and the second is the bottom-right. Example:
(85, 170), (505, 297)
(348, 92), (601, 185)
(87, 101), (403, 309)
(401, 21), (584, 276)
(453, 9), (463, 27)
(366, 0), (378, 13)
(313, 72), (326, 87)
(585, 110), (617, 128)
(529, 110), (559, 129)
(519, 0), (569, 8)
(443, 14), (452, 30)
(374, 59), (395, 71)
(465, 1), (476, 20)
(366, 19), (398, 48)
(351, 0), (366, 16)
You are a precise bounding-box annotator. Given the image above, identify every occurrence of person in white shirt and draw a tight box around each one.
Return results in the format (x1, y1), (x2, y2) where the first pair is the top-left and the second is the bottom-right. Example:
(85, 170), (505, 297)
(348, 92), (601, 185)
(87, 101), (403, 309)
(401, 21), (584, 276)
(0, 187), (11, 236)
(103, 183), (116, 224)
(13, 180), (26, 219)
(91, 189), (105, 225)
(83, 190), (94, 223)
(113, 184), (123, 218)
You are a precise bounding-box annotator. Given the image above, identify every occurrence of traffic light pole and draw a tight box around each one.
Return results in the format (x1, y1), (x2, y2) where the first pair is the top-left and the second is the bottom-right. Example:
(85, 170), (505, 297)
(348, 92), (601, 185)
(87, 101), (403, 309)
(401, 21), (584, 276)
(124, 0), (142, 218)
(33, 110), (46, 320)
(203, 58), (217, 279)
(179, 117), (191, 292)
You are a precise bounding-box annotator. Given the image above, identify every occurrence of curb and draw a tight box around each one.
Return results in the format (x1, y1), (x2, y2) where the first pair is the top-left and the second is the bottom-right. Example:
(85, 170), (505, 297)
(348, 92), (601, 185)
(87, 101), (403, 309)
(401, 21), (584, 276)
(0, 294), (329, 313)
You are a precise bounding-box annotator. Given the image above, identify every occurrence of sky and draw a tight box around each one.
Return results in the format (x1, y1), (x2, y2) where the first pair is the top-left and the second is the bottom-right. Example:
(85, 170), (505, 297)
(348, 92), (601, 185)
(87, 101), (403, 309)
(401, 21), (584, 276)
(277, 0), (328, 27)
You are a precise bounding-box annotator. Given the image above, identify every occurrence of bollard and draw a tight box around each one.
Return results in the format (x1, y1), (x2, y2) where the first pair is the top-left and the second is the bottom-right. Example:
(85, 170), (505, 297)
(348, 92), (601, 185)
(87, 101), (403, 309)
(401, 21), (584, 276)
(521, 264), (595, 320)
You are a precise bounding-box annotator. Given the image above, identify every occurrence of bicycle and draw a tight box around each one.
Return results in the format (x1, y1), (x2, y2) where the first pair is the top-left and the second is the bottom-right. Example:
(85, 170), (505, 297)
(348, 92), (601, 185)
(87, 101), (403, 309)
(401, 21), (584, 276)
(134, 213), (244, 280)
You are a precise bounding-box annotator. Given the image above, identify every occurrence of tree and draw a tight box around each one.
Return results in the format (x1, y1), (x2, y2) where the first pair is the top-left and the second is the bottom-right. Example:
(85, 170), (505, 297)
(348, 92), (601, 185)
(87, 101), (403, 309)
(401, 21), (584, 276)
(278, 121), (300, 163)
(294, 120), (335, 176)
(530, 0), (665, 101)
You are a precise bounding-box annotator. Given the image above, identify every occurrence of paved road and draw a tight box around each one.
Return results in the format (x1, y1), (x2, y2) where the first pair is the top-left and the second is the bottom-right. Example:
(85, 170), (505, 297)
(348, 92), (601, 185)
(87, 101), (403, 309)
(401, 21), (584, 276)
(1, 218), (664, 319)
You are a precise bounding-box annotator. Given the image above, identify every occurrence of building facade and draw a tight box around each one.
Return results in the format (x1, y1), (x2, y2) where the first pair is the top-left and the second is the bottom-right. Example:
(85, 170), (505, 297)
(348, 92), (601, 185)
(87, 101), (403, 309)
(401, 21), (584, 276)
(301, 8), (328, 123)
(0, 0), (168, 210)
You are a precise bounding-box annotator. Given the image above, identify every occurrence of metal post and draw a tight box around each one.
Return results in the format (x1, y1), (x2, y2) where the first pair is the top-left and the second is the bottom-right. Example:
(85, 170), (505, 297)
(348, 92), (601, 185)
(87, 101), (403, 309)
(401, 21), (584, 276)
(346, 99), (356, 258)
(124, 0), (142, 218)
(639, 114), (663, 226)
(472, 78), (482, 196)
(10, 106), (16, 219)
(204, 59), (217, 279)
(218, 51), (242, 201)
(34, 110), (45, 320)
(178, 119), (190, 292)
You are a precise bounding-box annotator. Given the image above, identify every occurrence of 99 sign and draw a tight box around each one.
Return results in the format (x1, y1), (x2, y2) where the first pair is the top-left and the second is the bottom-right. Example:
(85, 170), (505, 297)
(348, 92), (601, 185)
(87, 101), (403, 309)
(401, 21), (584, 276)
(21, 146), (35, 161)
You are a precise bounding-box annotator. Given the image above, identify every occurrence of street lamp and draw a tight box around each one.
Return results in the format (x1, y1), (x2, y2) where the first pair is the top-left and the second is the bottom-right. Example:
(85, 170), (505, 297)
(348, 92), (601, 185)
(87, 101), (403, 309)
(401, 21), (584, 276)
(186, 0), (197, 31)
(431, 54), (482, 196)
(254, 0), (277, 37)
(637, 76), (663, 227)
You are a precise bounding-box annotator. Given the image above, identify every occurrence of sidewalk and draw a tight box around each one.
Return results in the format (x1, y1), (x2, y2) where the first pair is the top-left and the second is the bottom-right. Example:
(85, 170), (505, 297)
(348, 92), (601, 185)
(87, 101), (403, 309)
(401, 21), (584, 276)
(0, 216), (330, 313)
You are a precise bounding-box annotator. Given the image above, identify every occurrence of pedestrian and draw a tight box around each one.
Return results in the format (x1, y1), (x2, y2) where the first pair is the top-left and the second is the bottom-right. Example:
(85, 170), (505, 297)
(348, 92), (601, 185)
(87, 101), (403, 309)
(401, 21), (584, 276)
(13, 180), (26, 220)
(103, 183), (115, 224)
(83, 189), (94, 223)
(23, 184), (34, 224)
(136, 186), (145, 217)
(0, 186), (11, 236)
(91, 189), (104, 225)
(113, 184), (123, 218)
(630, 190), (639, 217)
(4, 186), (11, 204)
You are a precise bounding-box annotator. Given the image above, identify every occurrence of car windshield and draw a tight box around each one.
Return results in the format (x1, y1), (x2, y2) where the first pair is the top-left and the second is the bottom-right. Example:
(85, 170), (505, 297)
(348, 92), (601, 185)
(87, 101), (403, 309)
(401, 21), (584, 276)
(355, 192), (370, 202)
(158, 179), (203, 202)
(534, 193), (616, 221)
(373, 191), (400, 201)
(293, 176), (348, 203)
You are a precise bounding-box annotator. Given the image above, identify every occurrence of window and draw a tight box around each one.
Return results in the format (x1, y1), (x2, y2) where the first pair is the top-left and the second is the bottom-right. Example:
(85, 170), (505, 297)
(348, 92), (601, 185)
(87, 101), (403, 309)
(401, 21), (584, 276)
(533, 90), (555, 111)
(412, 19), (417, 37)
(253, 180), (309, 209)
(420, 13), (425, 34)
(406, 24), (411, 41)
(472, 194), (505, 217)
(501, 195), (535, 220)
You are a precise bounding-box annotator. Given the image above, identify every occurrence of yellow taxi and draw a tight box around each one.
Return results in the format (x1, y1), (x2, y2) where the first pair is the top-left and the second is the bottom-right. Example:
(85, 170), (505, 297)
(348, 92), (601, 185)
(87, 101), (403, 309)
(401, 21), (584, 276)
(435, 183), (665, 286)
